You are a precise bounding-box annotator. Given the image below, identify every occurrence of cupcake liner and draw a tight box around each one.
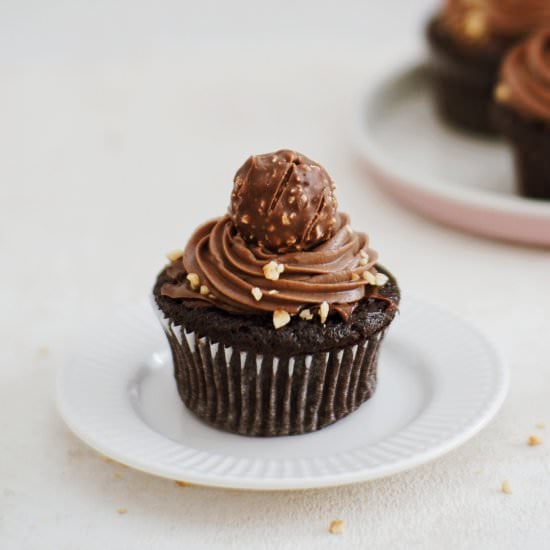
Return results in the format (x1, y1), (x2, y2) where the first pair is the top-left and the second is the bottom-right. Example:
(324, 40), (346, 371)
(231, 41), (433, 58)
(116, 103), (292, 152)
(429, 71), (497, 135)
(494, 104), (550, 200)
(159, 315), (386, 437)
(427, 18), (501, 135)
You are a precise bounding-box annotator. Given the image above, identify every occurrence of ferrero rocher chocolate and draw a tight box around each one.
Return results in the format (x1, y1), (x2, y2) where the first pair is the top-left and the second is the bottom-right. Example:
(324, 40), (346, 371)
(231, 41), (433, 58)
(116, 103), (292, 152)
(229, 149), (338, 253)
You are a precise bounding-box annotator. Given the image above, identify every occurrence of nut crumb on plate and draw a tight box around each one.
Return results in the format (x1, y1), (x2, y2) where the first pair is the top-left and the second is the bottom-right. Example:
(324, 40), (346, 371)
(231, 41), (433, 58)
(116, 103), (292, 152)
(528, 435), (543, 446)
(329, 519), (345, 534)
(117, 508), (128, 515)
(501, 480), (512, 495)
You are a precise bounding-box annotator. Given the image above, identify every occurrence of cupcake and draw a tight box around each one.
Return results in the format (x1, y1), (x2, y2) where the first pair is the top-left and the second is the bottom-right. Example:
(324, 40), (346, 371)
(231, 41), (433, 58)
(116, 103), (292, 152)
(426, 0), (550, 135)
(153, 150), (400, 437)
(493, 29), (550, 199)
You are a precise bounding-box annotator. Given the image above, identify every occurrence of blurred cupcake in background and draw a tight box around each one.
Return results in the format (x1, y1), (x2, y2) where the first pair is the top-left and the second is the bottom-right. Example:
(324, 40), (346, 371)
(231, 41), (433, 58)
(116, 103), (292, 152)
(493, 28), (550, 199)
(426, 0), (550, 135)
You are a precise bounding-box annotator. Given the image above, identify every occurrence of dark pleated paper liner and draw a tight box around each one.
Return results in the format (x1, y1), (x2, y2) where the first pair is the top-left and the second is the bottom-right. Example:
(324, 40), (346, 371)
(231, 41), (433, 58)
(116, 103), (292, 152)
(494, 104), (550, 200)
(163, 323), (387, 437)
(426, 17), (502, 135)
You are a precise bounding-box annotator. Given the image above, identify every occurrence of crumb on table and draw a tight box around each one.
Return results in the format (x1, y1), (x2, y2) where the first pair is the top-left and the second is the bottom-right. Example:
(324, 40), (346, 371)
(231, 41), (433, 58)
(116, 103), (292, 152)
(103, 456), (127, 467)
(117, 508), (128, 515)
(35, 347), (50, 358)
(501, 480), (512, 495)
(175, 480), (189, 488)
(528, 435), (543, 446)
(329, 519), (345, 534)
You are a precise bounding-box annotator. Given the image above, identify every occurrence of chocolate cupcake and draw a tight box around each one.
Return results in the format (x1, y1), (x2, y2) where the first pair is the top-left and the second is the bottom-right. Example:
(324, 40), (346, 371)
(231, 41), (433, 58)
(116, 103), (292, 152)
(153, 150), (400, 437)
(426, 0), (550, 135)
(493, 29), (550, 199)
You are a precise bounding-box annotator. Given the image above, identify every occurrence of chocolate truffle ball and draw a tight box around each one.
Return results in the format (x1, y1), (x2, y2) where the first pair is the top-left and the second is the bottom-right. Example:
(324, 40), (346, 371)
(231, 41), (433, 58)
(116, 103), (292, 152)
(230, 149), (338, 252)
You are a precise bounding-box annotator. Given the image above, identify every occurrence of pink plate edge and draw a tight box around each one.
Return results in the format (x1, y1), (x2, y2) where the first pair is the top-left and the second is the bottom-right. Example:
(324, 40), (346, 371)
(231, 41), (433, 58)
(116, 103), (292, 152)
(355, 61), (550, 248)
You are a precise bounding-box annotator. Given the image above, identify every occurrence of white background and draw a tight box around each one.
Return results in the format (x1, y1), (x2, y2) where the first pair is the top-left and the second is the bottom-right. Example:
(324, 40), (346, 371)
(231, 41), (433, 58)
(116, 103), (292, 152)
(2, 1), (550, 549)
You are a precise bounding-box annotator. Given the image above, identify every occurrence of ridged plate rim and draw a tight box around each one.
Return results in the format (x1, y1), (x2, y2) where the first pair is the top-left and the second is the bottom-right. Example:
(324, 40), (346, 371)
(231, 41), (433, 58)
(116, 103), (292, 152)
(57, 299), (508, 490)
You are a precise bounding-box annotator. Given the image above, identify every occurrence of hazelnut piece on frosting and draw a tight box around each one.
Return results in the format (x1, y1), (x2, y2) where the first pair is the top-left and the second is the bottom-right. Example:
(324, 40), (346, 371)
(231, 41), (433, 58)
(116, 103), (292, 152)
(230, 149), (338, 253)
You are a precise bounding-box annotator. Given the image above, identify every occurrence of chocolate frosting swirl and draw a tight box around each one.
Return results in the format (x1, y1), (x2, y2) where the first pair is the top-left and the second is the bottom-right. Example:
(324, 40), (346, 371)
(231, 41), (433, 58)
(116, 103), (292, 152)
(498, 29), (550, 121)
(483, 0), (550, 38)
(443, 0), (550, 43)
(161, 213), (382, 321)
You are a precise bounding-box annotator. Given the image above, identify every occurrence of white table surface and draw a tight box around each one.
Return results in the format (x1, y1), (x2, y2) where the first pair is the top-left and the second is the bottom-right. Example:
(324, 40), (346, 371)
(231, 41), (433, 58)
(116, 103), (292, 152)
(3, 1), (550, 549)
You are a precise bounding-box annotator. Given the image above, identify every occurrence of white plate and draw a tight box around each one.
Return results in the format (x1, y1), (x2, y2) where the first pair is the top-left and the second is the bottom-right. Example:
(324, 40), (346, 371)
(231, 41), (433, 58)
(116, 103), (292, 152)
(356, 62), (550, 247)
(57, 300), (508, 491)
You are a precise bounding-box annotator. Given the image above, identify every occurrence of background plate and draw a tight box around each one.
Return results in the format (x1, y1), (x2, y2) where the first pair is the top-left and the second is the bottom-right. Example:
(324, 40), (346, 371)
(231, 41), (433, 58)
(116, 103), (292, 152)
(57, 300), (508, 491)
(356, 62), (550, 247)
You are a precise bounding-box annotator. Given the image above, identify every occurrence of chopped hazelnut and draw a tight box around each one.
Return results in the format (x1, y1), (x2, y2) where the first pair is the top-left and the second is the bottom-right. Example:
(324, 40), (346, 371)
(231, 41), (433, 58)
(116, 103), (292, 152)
(251, 287), (263, 301)
(464, 10), (486, 39)
(375, 273), (389, 287)
(241, 214), (250, 224)
(359, 258), (368, 266)
(351, 273), (360, 281)
(263, 261), (285, 281)
(359, 250), (368, 259)
(200, 285), (210, 296)
(281, 213), (291, 226)
(299, 308), (314, 320)
(495, 83), (510, 104)
(329, 519), (345, 534)
(186, 273), (200, 290)
(501, 480), (512, 495)
(528, 435), (543, 446)
(268, 289), (279, 295)
(319, 301), (329, 324)
(273, 309), (291, 329)
(363, 271), (377, 285)
(166, 249), (183, 262)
